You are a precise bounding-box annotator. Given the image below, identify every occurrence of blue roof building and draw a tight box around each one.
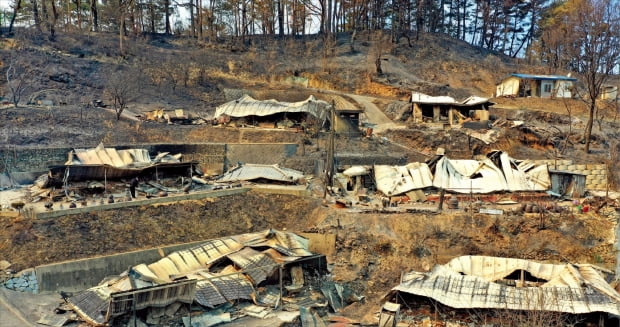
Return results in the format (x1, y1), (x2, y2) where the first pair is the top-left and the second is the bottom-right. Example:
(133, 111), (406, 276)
(496, 73), (577, 98)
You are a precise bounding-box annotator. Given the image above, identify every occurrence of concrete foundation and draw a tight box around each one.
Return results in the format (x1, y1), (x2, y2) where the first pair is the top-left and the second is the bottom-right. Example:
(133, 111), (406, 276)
(36, 188), (250, 219)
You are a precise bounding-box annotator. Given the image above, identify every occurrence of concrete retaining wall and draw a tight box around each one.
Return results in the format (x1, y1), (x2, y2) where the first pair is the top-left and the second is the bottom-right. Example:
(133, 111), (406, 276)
(226, 143), (299, 170)
(35, 240), (210, 293)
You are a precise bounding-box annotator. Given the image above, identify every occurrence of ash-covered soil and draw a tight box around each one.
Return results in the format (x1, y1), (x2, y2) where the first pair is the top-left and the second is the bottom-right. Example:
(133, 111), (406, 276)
(1, 191), (615, 324)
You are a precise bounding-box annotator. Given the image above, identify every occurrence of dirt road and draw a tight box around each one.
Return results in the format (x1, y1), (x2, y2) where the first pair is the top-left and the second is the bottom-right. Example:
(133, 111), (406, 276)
(347, 94), (405, 134)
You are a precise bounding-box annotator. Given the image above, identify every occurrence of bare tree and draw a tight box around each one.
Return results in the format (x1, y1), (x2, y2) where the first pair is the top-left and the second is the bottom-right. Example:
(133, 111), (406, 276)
(540, 0), (620, 153)
(104, 69), (139, 120)
(575, 0), (620, 153)
(5, 59), (32, 107)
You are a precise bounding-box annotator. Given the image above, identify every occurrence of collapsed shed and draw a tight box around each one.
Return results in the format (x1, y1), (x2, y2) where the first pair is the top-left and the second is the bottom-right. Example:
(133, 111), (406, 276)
(342, 151), (551, 198)
(67, 229), (325, 326)
(217, 164), (305, 184)
(384, 255), (620, 323)
(215, 95), (331, 128)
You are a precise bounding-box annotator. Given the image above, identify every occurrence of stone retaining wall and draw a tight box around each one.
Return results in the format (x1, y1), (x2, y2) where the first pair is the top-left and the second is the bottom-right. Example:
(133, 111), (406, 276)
(1, 268), (38, 294)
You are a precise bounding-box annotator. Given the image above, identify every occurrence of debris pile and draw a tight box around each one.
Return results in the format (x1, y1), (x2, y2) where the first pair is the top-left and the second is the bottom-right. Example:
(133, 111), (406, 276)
(62, 229), (360, 326)
(382, 255), (620, 326)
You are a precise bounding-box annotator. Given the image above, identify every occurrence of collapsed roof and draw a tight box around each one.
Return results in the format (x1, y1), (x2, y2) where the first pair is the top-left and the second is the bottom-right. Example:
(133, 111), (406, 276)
(48, 143), (194, 182)
(374, 163), (434, 196)
(411, 92), (493, 106)
(67, 229), (318, 326)
(432, 152), (550, 194)
(215, 94), (331, 121)
(348, 151), (550, 196)
(388, 255), (620, 316)
(217, 164), (305, 184)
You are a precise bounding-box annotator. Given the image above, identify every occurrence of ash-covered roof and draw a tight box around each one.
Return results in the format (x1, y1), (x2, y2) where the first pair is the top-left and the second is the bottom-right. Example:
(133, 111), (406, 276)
(215, 94), (331, 121)
(67, 229), (315, 326)
(217, 164), (305, 184)
(389, 255), (620, 315)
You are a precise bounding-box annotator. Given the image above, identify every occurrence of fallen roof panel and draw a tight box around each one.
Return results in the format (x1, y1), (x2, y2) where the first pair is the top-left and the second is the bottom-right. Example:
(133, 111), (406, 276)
(227, 247), (277, 285)
(374, 163), (433, 196)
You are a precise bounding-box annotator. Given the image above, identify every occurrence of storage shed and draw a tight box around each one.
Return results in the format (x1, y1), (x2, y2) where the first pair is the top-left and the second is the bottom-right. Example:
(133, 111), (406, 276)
(549, 169), (586, 198)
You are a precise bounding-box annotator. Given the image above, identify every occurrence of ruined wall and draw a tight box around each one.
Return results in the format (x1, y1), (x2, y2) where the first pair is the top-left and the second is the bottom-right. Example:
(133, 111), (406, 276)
(35, 240), (210, 293)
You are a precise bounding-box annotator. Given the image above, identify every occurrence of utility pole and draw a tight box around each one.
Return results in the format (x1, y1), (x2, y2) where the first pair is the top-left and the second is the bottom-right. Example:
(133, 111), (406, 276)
(324, 101), (335, 198)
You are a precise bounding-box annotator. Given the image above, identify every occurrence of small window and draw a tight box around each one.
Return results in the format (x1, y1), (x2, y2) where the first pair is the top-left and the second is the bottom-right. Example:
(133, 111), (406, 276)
(543, 84), (552, 93)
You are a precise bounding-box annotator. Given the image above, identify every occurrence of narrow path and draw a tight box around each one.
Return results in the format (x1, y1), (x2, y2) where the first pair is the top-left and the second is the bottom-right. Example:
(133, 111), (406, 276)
(346, 94), (406, 134)
(309, 87), (406, 134)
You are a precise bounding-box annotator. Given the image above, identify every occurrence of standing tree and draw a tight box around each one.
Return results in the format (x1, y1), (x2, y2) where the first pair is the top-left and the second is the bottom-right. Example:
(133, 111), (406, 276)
(539, 0), (620, 153)
(5, 58), (32, 108)
(105, 69), (139, 120)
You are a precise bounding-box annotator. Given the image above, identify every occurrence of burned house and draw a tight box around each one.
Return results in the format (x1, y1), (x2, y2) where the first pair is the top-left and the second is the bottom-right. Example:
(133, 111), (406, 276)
(411, 92), (493, 125)
(140, 109), (205, 125)
(430, 151), (550, 193)
(382, 255), (620, 326)
(217, 164), (305, 184)
(46, 143), (198, 185)
(214, 95), (331, 130)
(495, 73), (577, 98)
(67, 229), (327, 326)
(600, 85), (618, 101)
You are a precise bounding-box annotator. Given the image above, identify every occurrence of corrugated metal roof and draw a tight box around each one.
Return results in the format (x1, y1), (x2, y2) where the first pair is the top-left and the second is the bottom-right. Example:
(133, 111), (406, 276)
(66, 143), (175, 168)
(391, 255), (620, 315)
(411, 92), (457, 104)
(433, 157), (507, 193)
(493, 152), (551, 191)
(411, 92), (493, 106)
(510, 73), (577, 81)
(215, 94), (330, 120)
(432, 153), (551, 193)
(68, 229), (315, 325)
(227, 247), (277, 285)
(217, 164), (305, 183)
(374, 163), (433, 196)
